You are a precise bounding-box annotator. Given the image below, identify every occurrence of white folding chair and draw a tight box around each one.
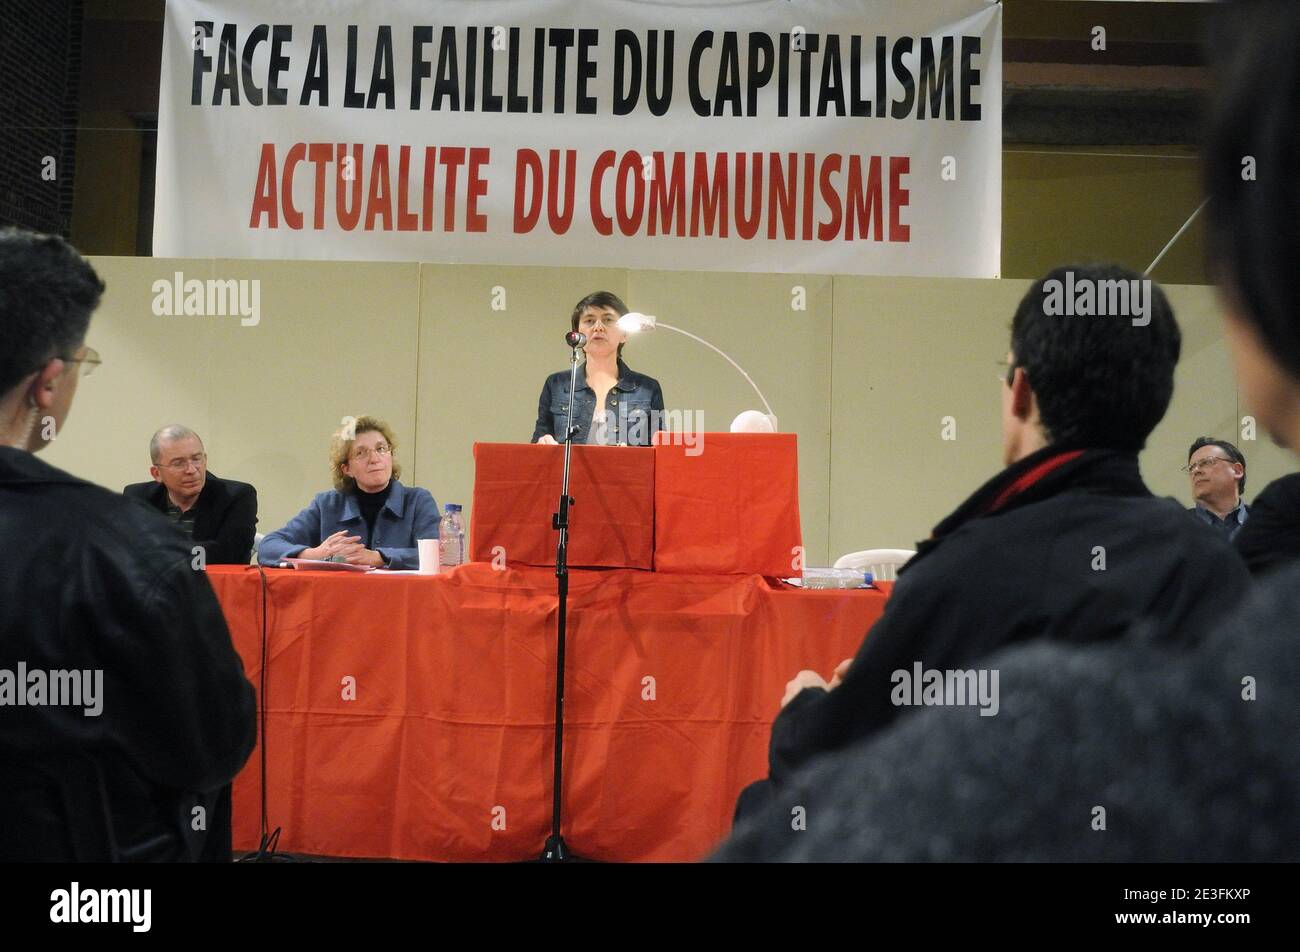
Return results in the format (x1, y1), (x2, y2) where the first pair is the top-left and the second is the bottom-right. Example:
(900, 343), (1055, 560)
(251, 532), (265, 565)
(832, 548), (916, 581)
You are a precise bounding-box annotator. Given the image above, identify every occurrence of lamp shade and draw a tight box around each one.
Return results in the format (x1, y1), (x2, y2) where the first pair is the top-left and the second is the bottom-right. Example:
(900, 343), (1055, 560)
(730, 410), (777, 433)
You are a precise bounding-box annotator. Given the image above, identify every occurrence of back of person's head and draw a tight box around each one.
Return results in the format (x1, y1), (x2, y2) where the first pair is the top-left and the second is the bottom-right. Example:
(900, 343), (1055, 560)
(0, 228), (105, 399)
(1010, 263), (1180, 452)
(1187, 436), (1247, 495)
(1204, 0), (1300, 380)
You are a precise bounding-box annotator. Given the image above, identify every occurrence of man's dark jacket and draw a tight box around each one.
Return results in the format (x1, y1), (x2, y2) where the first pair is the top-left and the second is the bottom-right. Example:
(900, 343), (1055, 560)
(766, 445), (1252, 789)
(123, 471), (257, 565)
(1, 447), (257, 861)
(1234, 472), (1300, 575)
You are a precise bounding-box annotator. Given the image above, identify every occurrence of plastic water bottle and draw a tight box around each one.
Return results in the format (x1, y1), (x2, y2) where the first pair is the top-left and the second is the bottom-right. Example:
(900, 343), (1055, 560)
(799, 567), (872, 589)
(438, 504), (465, 569)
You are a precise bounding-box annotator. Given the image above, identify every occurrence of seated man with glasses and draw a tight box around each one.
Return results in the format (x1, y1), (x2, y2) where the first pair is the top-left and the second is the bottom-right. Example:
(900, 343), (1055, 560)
(124, 425), (258, 564)
(258, 415), (439, 570)
(1183, 436), (1249, 541)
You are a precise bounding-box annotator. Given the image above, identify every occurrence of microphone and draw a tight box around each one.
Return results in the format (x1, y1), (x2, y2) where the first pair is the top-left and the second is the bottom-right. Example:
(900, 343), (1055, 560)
(565, 331), (587, 348)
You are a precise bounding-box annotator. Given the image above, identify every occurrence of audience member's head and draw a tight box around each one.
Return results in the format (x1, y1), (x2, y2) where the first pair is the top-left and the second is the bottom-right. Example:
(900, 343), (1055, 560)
(1002, 263), (1179, 465)
(1205, 0), (1300, 453)
(330, 414), (401, 494)
(0, 228), (105, 452)
(1185, 436), (1246, 509)
(149, 424), (208, 505)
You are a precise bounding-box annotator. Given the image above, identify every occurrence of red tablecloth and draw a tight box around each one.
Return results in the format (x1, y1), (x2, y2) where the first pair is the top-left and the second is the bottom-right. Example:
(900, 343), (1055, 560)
(208, 564), (888, 862)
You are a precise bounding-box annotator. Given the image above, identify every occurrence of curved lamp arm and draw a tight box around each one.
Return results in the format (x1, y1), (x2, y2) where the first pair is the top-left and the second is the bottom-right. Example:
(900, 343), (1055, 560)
(619, 313), (777, 427)
(659, 323), (777, 423)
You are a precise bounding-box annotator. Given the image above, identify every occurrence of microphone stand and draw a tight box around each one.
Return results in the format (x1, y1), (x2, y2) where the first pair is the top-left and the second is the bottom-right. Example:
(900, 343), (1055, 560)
(540, 340), (583, 862)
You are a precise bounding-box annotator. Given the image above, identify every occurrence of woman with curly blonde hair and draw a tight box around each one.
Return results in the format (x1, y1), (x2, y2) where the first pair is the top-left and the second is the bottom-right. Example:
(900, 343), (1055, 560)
(258, 415), (439, 568)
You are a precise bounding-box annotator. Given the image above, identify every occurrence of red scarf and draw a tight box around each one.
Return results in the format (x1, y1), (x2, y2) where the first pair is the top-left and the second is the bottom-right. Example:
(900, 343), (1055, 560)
(982, 449), (1085, 515)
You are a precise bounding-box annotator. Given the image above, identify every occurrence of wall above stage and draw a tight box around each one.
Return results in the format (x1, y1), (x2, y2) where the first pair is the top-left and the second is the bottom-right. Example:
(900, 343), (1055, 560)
(44, 258), (1289, 566)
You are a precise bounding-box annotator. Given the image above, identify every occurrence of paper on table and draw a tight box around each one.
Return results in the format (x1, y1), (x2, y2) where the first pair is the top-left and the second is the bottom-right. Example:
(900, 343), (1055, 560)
(282, 558), (374, 573)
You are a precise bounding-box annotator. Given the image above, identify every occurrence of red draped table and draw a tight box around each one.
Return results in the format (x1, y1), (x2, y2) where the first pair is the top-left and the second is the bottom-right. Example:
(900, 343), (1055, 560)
(208, 563), (888, 862)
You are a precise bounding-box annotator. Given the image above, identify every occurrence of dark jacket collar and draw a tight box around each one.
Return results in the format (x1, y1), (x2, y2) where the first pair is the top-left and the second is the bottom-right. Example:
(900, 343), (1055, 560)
(0, 445), (86, 487)
(910, 445), (1150, 569)
(575, 358), (638, 394)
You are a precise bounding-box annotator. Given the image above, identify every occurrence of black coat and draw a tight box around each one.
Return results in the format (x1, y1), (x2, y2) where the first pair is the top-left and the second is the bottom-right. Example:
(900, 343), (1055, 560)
(716, 562), (1300, 861)
(1234, 472), (1300, 575)
(123, 472), (258, 565)
(767, 446), (1252, 787)
(0, 447), (256, 861)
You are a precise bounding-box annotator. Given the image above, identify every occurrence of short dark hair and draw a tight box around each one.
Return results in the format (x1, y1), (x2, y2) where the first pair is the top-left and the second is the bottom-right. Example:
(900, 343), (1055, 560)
(0, 228), (105, 397)
(1009, 263), (1180, 452)
(570, 290), (629, 362)
(1187, 436), (1247, 496)
(1203, 0), (1300, 381)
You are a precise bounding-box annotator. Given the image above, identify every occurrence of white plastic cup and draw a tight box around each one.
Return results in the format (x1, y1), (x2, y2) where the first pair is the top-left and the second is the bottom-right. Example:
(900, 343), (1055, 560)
(417, 538), (441, 575)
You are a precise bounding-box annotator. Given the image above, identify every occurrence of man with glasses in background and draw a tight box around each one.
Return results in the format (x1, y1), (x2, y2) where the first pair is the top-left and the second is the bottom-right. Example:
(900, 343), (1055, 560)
(1184, 437), (1249, 540)
(124, 425), (258, 565)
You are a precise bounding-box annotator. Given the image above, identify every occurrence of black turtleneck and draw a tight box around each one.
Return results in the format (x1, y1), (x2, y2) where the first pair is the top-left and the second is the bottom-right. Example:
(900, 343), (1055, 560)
(355, 481), (392, 545)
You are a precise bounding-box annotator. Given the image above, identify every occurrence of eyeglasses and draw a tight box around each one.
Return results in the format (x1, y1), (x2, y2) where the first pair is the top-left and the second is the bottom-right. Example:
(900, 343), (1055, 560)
(1181, 456), (1234, 475)
(159, 452), (206, 472)
(349, 444), (392, 461)
(578, 314), (618, 330)
(62, 346), (101, 378)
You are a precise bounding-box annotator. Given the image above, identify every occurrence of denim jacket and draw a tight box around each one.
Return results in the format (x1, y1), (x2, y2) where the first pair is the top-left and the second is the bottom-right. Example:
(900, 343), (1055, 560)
(531, 359), (665, 446)
(257, 479), (440, 570)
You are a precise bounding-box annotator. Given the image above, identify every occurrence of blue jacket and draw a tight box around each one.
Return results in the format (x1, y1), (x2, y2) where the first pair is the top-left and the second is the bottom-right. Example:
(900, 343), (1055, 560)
(257, 480), (439, 570)
(531, 359), (665, 446)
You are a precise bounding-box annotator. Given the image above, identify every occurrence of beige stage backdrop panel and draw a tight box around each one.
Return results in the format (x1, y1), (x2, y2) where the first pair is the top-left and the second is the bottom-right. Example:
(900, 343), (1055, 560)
(828, 277), (1268, 558)
(43, 256), (216, 491)
(412, 264), (629, 542)
(45, 257), (422, 538)
(412, 266), (832, 566)
(624, 270), (834, 567)
(44, 258), (1272, 567)
(830, 276), (1032, 557)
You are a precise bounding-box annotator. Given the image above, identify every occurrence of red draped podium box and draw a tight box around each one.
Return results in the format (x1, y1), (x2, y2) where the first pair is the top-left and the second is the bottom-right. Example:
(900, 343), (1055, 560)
(651, 432), (802, 576)
(470, 442), (654, 569)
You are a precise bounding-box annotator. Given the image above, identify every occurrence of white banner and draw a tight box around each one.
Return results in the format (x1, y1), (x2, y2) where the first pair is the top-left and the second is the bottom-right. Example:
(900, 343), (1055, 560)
(155, 0), (1001, 277)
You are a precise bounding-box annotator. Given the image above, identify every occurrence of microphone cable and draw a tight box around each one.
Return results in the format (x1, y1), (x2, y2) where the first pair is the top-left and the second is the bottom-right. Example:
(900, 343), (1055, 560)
(236, 562), (300, 862)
